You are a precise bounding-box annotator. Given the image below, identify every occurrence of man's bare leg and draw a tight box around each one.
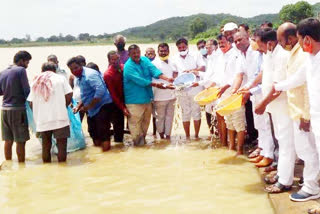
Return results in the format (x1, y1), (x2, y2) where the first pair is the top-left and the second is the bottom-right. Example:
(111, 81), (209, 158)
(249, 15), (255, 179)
(194, 120), (201, 139)
(4, 141), (13, 160)
(183, 121), (191, 139)
(101, 141), (111, 152)
(228, 129), (236, 150)
(42, 136), (52, 163)
(16, 142), (26, 163)
(236, 131), (245, 155)
(57, 139), (67, 162)
(217, 114), (227, 146)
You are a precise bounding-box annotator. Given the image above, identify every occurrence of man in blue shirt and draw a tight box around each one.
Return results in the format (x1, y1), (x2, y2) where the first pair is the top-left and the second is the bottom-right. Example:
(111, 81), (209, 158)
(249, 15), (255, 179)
(123, 44), (173, 145)
(0, 51), (31, 163)
(68, 57), (115, 151)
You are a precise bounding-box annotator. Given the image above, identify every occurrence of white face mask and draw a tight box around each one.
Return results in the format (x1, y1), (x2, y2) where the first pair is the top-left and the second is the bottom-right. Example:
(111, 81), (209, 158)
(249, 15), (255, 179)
(179, 49), (189, 56)
(199, 48), (207, 56)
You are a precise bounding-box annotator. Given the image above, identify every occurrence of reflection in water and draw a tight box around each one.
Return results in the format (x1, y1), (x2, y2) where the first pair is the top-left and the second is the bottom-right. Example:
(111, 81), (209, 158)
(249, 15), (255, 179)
(0, 139), (274, 214)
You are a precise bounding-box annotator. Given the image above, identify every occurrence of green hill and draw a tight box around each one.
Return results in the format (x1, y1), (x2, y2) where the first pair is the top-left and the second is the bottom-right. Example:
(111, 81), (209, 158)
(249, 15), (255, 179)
(117, 13), (279, 40)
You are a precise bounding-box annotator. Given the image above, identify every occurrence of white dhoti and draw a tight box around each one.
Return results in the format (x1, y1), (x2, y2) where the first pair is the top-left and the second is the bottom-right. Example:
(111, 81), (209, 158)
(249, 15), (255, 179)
(272, 109), (295, 186)
(293, 121), (320, 194)
(252, 94), (274, 159)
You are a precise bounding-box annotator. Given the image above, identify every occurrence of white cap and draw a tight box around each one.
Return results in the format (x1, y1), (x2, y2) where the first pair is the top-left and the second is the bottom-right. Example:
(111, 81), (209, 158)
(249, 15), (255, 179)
(224, 22), (238, 32)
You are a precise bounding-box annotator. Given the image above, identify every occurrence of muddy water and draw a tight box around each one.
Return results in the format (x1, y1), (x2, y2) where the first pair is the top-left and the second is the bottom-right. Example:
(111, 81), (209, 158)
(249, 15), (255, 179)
(0, 45), (274, 214)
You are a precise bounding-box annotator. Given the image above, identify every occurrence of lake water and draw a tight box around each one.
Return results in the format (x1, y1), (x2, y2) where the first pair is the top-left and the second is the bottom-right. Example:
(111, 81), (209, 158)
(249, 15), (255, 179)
(0, 45), (274, 214)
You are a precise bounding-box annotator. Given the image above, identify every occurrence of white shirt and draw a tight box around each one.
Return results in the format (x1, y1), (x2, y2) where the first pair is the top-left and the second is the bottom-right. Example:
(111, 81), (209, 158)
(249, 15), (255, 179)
(152, 58), (176, 101)
(261, 44), (289, 114)
(237, 46), (262, 87)
(202, 47), (239, 88)
(275, 51), (320, 135)
(28, 72), (73, 132)
(172, 51), (205, 96)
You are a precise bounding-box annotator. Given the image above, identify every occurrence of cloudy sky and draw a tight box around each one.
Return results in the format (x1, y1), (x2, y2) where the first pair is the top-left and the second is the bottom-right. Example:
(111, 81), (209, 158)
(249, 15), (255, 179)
(0, 0), (318, 40)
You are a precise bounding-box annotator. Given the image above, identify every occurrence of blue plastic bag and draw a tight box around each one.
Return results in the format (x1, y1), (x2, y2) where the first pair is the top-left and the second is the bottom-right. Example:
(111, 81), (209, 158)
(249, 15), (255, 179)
(26, 101), (86, 154)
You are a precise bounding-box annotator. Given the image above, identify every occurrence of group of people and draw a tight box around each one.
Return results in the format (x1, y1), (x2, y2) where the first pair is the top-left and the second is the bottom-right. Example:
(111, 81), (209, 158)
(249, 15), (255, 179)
(1, 16), (320, 213)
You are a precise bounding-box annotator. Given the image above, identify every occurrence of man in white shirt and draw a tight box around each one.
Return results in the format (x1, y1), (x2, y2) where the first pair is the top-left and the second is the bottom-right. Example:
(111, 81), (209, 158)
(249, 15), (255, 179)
(47, 54), (69, 81)
(272, 18), (320, 208)
(233, 31), (274, 162)
(152, 43), (176, 139)
(193, 34), (240, 148)
(253, 29), (295, 193)
(197, 39), (209, 66)
(172, 38), (205, 139)
(28, 62), (73, 163)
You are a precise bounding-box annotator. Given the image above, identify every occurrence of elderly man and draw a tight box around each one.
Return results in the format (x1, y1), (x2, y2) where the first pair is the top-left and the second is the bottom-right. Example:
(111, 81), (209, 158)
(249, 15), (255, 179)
(145, 48), (156, 62)
(0, 51), (31, 163)
(47, 54), (68, 80)
(28, 62), (72, 163)
(152, 43), (176, 139)
(123, 44), (173, 146)
(233, 31), (273, 165)
(223, 22), (238, 43)
(114, 35), (129, 64)
(173, 38), (205, 139)
(68, 57), (114, 152)
(271, 20), (320, 204)
(206, 39), (218, 57)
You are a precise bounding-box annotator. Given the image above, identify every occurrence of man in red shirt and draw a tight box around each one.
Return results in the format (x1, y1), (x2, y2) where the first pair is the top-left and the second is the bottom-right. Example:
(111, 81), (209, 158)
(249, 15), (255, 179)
(104, 51), (130, 143)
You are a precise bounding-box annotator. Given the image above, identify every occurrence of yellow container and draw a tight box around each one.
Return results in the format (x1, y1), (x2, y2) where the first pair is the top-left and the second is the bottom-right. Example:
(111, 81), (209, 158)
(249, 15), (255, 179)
(194, 87), (220, 106)
(215, 93), (243, 116)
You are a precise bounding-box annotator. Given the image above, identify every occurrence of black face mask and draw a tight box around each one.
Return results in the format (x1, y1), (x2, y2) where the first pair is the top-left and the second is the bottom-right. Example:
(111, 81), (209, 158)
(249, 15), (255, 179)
(116, 43), (125, 51)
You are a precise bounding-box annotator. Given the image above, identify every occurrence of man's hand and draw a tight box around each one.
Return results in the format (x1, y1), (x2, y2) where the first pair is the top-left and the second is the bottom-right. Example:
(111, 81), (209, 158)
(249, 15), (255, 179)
(299, 118), (310, 132)
(191, 82), (199, 87)
(217, 85), (230, 98)
(123, 108), (131, 117)
(241, 90), (251, 105)
(152, 82), (166, 89)
(165, 83), (176, 90)
(255, 102), (266, 115)
(238, 87), (249, 93)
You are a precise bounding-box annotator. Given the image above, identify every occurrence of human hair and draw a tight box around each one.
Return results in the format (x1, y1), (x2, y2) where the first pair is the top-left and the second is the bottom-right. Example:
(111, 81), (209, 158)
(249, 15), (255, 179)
(128, 44), (140, 53)
(67, 57), (82, 67)
(47, 54), (57, 61)
(284, 26), (297, 41)
(41, 62), (56, 72)
(176, 38), (188, 46)
(217, 34), (227, 41)
(239, 24), (249, 31)
(114, 34), (127, 43)
(86, 62), (100, 72)
(107, 50), (117, 60)
(158, 43), (169, 50)
(256, 28), (276, 43)
(76, 55), (86, 66)
(13, 51), (32, 64)
(297, 18), (320, 42)
(196, 39), (206, 46)
(261, 21), (273, 28)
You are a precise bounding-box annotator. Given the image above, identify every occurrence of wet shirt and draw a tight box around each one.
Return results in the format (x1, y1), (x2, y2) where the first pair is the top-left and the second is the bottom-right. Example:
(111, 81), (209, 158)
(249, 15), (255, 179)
(104, 64), (126, 111)
(0, 65), (30, 109)
(123, 56), (162, 104)
(76, 67), (112, 117)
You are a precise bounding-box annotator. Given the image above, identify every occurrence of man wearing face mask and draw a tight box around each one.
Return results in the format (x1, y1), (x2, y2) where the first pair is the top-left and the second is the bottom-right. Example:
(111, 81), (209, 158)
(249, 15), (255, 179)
(272, 18), (320, 213)
(270, 20), (320, 203)
(103, 51), (130, 143)
(114, 34), (129, 64)
(173, 38), (205, 139)
(68, 57), (114, 152)
(197, 39), (208, 65)
(152, 43), (176, 139)
(123, 44), (173, 146)
(253, 29), (295, 194)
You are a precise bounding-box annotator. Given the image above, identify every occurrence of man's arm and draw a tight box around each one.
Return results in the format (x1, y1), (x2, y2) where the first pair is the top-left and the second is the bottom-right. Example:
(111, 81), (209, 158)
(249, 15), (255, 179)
(20, 68), (30, 98)
(65, 92), (73, 107)
(231, 73), (244, 94)
(255, 85), (281, 115)
(274, 65), (306, 92)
